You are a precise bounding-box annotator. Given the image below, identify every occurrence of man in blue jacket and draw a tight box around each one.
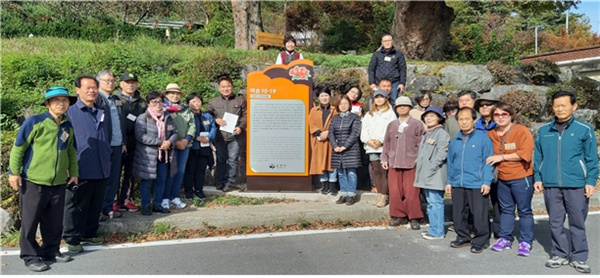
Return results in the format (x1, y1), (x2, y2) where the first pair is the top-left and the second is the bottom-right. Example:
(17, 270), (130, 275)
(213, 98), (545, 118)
(445, 107), (494, 254)
(63, 76), (112, 253)
(368, 34), (407, 102)
(534, 91), (598, 274)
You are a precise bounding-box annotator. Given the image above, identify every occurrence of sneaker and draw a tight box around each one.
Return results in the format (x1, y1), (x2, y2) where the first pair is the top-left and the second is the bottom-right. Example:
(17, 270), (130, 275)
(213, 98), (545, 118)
(570, 260), (591, 273)
(422, 232), (444, 240)
(470, 244), (484, 254)
(108, 210), (122, 219)
(122, 202), (139, 212)
(491, 238), (512, 252)
(161, 199), (170, 210)
(81, 237), (104, 245)
(170, 198), (187, 209)
(545, 256), (569, 268)
(26, 258), (49, 272)
(194, 192), (207, 200)
(113, 204), (122, 212)
(99, 213), (109, 222)
(141, 206), (152, 216)
(517, 242), (531, 257)
(66, 243), (83, 253)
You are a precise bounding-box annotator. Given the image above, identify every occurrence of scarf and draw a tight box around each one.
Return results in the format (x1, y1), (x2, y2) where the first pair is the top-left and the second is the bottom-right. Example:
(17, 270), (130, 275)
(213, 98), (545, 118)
(425, 124), (442, 133)
(164, 99), (186, 113)
(147, 108), (168, 161)
(339, 111), (351, 118)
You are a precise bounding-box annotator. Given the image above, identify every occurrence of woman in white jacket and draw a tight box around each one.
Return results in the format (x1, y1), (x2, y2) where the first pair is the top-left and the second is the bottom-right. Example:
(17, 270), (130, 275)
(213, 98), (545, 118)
(361, 89), (397, 207)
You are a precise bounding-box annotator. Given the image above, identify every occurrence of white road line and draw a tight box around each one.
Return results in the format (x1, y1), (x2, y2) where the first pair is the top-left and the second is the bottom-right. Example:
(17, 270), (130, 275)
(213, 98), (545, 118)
(2, 211), (599, 257)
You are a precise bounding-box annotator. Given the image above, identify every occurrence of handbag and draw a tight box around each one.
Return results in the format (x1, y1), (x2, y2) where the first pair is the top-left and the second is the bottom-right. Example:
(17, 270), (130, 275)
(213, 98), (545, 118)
(493, 124), (515, 183)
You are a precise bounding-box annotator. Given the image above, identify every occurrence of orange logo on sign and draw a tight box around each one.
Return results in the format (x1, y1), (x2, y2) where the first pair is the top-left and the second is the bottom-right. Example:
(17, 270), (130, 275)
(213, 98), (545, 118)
(289, 66), (311, 81)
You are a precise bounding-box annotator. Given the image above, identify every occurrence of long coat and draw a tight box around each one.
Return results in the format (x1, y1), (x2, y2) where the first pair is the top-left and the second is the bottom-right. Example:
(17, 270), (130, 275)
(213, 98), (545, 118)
(308, 105), (338, 175)
(133, 110), (179, 180)
(414, 126), (450, 191)
(328, 112), (362, 169)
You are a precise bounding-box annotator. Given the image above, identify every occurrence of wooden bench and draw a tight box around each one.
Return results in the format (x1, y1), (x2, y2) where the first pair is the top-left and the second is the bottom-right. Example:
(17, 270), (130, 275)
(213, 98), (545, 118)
(257, 31), (284, 50)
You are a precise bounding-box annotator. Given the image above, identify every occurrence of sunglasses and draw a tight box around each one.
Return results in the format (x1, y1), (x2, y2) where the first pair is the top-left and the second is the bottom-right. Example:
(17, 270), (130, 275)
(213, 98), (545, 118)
(480, 102), (495, 107)
(493, 112), (510, 118)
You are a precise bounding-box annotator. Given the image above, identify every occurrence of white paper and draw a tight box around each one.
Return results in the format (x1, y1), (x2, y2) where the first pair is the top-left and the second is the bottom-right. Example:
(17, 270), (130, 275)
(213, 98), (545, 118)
(351, 106), (362, 114)
(220, 112), (238, 134)
(199, 132), (210, 147)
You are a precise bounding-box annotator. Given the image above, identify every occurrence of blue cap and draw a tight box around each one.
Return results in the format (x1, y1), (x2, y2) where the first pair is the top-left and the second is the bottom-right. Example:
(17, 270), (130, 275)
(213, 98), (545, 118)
(421, 105), (445, 124)
(41, 86), (77, 106)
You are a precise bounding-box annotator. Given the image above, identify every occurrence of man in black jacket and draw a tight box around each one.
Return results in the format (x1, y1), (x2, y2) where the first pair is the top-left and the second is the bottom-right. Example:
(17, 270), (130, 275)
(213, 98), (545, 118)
(368, 34), (407, 102)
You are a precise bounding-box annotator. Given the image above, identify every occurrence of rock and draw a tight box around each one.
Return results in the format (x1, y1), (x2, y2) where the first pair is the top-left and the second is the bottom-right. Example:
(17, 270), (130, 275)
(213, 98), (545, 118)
(440, 65), (493, 93)
(0, 208), (15, 232)
(406, 76), (441, 93)
(415, 65), (435, 75)
(574, 109), (598, 129)
(558, 68), (576, 83)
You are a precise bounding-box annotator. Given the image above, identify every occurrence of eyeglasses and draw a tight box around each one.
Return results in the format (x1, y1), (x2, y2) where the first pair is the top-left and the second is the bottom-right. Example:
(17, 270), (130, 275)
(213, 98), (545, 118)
(100, 79), (116, 84)
(480, 102), (494, 107)
(493, 112), (510, 118)
(149, 99), (163, 105)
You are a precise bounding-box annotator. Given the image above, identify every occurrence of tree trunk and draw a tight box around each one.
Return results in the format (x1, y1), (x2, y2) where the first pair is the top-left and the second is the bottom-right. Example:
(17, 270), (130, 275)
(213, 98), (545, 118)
(232, 0), (263, 50)
(391, 1), (454, 61)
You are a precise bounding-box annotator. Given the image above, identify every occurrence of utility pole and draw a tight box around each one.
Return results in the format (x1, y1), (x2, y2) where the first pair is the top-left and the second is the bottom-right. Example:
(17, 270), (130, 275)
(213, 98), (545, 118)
(529, 25), (545, 55)
(566, 10), (569, 36)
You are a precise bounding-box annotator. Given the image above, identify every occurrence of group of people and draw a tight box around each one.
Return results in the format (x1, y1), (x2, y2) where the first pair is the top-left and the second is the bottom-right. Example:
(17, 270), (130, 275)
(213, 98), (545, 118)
(8, 71), (246, 272)
(7, 33), (598, 274)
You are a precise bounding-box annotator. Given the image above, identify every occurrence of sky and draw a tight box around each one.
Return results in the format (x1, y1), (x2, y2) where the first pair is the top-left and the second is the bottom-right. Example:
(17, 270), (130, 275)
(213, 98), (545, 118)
(572, 0), (600, 34)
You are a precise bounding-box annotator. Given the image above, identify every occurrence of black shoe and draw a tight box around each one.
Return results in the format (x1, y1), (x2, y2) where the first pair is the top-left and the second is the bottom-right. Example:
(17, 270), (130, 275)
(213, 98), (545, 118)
(410, 219), (421, 230)
(320, 181), (330, 195)
(194, 191), (207, 200)
(335, 196), (347, 204)
(470, 244), (484, 254)
(44, 254), (73, 263)
(450, 239), (472, 248)
(389, 217), (409, 226)
(345, 196), (356, 206)
(216, 184), (225, 191)
(152, 205), (170, 213)
(141, 206), (152, 215)
(26, 258), (49, 272)
(223, 184), (238, 192)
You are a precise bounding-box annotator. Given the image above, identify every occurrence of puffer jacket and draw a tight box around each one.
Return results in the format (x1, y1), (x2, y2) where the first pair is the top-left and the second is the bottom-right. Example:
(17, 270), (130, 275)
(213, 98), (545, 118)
(133, 110), (179, 180)
(414, 126), (450, 191)
(328, 112), (362, 169)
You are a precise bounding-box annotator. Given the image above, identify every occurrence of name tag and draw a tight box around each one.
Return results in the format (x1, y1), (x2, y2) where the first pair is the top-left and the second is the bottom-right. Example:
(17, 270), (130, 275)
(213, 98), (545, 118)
(427, 138), (436, 145)
(127, 113), (137, 122)
(504, 143), (516, 150)
(115, 100), (122, 106)
(100, 113), (105, 122)
(384, 56), (392, 62)
(60, 130), (69, 143)
(167, 125), (174, 131)
(203, 120), (210, 125)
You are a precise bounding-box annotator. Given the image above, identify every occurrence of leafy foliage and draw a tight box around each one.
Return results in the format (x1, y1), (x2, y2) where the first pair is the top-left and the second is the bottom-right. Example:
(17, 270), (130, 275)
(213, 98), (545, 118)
(521, 59), (560, 85)
(547, 77), (600, 110)
(486, 60), (520, 85)
(499, 90), (543, 127)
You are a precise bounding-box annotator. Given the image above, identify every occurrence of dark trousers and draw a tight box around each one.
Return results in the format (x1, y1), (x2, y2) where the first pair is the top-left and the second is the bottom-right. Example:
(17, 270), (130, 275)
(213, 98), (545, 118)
(102, 146), (122, 214)
(370, 160), (388, 195)
(451, 187), (490, 247)
(489, 181), (500, 236)
(117, 143), (135, 206)
(63, 179), (106, 245)
(544, 187), (590, 261)
(183, 149), (210, 198)
(19, 181), (66, 265)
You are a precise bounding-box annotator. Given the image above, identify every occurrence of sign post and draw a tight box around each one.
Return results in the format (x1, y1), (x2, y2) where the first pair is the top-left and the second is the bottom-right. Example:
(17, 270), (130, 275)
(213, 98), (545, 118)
(246, 60), (314, 191)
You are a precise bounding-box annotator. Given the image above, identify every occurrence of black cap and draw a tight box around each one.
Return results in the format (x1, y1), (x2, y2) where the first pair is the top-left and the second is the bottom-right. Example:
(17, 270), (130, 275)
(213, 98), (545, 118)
(120, 72), (138, 82)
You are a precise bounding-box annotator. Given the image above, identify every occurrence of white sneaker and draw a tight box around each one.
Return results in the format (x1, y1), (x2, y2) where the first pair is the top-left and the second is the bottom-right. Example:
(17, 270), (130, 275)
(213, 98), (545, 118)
(161, 199), (170, 209)
(170, 197), (187, 209)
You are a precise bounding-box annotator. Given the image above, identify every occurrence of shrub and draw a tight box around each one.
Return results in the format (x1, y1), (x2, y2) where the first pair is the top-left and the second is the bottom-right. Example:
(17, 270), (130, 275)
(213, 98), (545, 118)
(499, 90), (542, 128)
(521, 59), (560, 85)
(486, 60), (519, 85)
(547, 78), (600, 110)
(1, 130), (20, 230)
(314, 68), (368, 99)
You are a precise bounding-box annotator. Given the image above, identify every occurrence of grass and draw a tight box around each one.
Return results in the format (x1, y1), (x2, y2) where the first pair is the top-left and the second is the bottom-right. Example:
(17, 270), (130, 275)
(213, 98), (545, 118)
(151, 222), (175, 235)
(0, 229), (20, 246)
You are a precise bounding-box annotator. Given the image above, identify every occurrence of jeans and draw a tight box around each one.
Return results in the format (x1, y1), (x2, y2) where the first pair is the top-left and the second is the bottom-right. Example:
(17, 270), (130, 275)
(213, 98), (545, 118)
(215, 138), (241, 186)
(337, 168), (357, 197)
(390, 81), (400, 102)
(498, 176), (534, 244)
(140, 161), (168, 208)
(319, 170), (337, 182)
(424, 189), (445, 237)
(165, 147), (190, 200)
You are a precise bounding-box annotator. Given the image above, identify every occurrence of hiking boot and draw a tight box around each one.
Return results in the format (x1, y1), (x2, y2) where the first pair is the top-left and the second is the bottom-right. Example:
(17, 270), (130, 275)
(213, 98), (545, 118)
(491, 238), (512, 252)
(335, 196), (347, 204)
(81, 237), (104, 245)
(170, 197), (187, 209)
(26, 258), (49, 272)
(517, 242), (531, 257)
(421, 232), (444, 240)
(410, 219), (421, 230)
(570, 260), (591, 273)
(389, 217), (408, 226)
(122, 202), (139, 212)
(66, 243), (83, 253)
(545, 256), (569, 268)
(345, 196), (356, 206)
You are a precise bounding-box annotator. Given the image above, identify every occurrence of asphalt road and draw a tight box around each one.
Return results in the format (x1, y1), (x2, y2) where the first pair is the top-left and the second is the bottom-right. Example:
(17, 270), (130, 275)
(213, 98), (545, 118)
(2, 214), (599, 275)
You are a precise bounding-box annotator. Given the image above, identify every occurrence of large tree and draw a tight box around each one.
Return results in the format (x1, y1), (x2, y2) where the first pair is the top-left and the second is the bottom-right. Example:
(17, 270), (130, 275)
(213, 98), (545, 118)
(391, 1), (455, 61)
(231, 0), (263, 50)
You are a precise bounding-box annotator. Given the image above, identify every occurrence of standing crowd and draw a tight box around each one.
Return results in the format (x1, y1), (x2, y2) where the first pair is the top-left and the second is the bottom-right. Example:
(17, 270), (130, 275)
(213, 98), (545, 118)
(7, 34), (598, 274)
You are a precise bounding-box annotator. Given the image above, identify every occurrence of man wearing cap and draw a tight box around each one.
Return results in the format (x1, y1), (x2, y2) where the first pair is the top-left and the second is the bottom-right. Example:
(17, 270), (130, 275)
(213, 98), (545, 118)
(63, 76), (112, 253)
(368, 34), (407, 102)
(162, 83), (195, 209)
(114, 72), (147, 212)
(276, 35), (304, 65)
(96, 70), (127, 221)
(8, 87), (78, 272)
(206, 75), (247, 192)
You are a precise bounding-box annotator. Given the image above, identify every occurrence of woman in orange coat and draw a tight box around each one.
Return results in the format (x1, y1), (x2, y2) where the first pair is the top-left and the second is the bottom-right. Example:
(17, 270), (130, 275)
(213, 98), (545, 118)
(309, 87), (339, 195)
